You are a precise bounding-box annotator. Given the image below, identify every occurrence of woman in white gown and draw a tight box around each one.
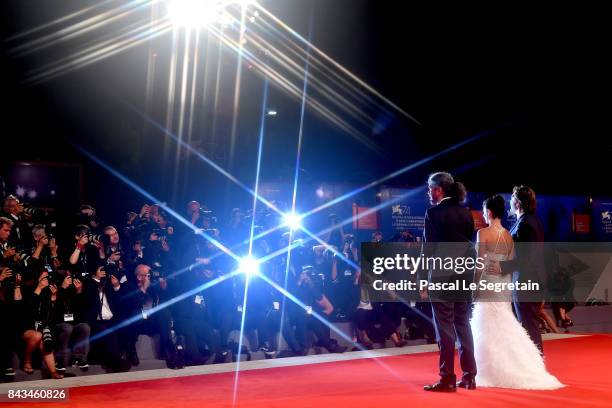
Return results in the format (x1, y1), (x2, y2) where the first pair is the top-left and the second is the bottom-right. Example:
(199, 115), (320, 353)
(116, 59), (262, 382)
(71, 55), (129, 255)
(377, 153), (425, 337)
(471, 195), (564, 390)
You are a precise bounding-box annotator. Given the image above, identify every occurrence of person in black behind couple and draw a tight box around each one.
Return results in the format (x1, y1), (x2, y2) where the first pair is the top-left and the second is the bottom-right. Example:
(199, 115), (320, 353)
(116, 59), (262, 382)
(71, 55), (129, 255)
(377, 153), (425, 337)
(421, 172), (563, 392)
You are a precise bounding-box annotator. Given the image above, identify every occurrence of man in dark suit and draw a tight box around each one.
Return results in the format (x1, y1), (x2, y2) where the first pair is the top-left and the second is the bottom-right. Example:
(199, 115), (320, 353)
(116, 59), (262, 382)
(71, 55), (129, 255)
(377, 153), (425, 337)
(82, 265), (130, 371)
(498, 185), (545, 352)
(422, 172), (477, 393)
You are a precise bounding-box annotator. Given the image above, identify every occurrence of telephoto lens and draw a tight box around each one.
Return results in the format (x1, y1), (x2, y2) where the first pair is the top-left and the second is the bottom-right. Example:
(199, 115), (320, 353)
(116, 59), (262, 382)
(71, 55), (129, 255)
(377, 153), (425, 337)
(42, 327), (53, 353)
(88, 233), (110, 247)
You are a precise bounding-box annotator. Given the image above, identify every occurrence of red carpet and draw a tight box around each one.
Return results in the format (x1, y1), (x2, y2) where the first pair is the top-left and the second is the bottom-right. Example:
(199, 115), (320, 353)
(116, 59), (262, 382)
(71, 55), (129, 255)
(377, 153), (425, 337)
(7, 335), (612, 408)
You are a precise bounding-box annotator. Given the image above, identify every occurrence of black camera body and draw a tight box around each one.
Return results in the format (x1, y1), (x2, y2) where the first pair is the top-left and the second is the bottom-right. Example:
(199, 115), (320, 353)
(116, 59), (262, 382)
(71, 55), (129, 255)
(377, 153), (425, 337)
(87, 233), (110, 247)
(101, 263), (123, 281)
(199, 209), (218, 225)
(150, 268), (163, 282)
(151, 228), (168, 239)
(22, 204), (48, 219)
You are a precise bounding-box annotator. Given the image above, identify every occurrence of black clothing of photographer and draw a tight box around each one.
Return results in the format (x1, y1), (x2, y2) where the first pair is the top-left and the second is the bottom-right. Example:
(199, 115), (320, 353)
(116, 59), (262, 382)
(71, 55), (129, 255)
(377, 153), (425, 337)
(81, 265), (128, 371)
(283, 268), (346, 355)
(120, 264), (172, 366)
(68, 225), (101, 279)
(171, 266), (224, 365)
(330, 236), (360, 320)
(0, 265), (22, 378)
(29, 272), (90, 371)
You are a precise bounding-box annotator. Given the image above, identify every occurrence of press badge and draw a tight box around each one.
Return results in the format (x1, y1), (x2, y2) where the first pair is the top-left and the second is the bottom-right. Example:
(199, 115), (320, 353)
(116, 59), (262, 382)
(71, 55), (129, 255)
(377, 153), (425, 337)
(305, 306), (313, 315)
(237, 305), (243, 313)
(194, 295), (204, 305)
(273, 301), (280, 311)
(64, 314), (74, 322)
(142, 305), (152, 320)
(344, 270), (352, 277)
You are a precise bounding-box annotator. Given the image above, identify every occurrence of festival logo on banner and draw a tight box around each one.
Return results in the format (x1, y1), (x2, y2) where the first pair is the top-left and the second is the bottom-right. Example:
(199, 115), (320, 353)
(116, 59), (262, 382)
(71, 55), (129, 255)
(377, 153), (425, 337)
(390, 203), (425, 232)
(378, 188), (428, 238)
(592, 199), (612, 240)
(599, 208), (612, 234)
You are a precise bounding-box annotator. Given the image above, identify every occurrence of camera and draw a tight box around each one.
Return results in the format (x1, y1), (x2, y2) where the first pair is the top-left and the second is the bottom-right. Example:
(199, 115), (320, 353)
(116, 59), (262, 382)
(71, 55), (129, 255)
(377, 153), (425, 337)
(13, 250), (31, 264)
(87, 233), (110, 247)
(151, 228), (168, 239)
(4, 246), (30, 276)
(41, 326), (53, 353)
(21, 204), (48, 219)
(150, 268), (163, 282)
(43, 265), (60, 285)
(101, 263), (123, 281)
(301, 265), (325, 290)
(199, 209), (217, 225)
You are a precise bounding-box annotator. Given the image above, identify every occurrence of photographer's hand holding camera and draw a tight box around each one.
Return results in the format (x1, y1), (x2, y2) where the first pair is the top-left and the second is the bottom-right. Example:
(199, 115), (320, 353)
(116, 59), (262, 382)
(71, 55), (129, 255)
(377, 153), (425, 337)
(30, 225), (61, 271)
(69, 225), (111, 278)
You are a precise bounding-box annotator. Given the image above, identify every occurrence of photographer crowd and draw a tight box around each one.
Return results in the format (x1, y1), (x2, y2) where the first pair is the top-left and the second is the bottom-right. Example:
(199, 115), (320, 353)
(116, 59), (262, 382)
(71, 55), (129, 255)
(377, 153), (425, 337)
(0, 195), (436, 381)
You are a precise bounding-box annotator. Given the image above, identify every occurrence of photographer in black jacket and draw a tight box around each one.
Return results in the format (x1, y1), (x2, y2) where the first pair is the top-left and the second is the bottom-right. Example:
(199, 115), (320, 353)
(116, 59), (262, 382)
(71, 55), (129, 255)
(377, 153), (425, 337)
(82, 265), (129, 371)
(21, 270), (64, 379)
(51, 271), (90, 373)
(0, 217), (15, 267)
(0, 195), (33, 249)
(120, 264), (172, 366)
(171, 262), (225, 365)
(282, 267), (347, 355)
(0, 266), (21, 379)
(68, 225), (98, 279)
(29, 225), (61, 273)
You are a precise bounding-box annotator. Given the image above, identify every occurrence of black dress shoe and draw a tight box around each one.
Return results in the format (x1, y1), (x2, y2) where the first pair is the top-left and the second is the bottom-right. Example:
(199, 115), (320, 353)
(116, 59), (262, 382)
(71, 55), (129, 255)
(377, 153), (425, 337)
(424, 382), (457, 392)
(457, 379), (476, 390)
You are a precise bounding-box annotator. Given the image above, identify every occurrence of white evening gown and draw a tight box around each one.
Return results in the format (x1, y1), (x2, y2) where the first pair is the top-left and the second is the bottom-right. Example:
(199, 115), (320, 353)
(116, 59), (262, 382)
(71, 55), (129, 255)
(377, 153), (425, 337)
(471, 251), (564, 389)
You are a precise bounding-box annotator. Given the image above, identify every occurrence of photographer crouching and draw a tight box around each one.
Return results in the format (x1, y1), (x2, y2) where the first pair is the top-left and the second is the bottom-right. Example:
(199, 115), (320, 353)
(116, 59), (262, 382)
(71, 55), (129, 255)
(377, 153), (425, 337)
(119, 264), (172, 367)
(50, 271), (90, 373)
(282, 266), (347, 356)
(21, 270), (65, 379)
